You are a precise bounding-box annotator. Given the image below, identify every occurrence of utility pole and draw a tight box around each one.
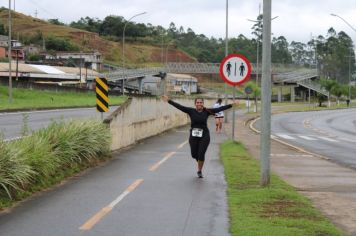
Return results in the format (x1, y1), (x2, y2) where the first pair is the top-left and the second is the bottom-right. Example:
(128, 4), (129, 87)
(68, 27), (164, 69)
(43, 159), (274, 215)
(224, 0), (229, 122)
(260, 0), (272, 186)
(8, 0), (13, 103)
(349, 47), (352, 107)
(256, 3), (261, 112)
(79, 52), (82, 86)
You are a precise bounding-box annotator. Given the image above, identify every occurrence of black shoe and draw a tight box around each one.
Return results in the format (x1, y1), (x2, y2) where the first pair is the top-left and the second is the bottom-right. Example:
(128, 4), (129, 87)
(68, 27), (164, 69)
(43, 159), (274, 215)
(197, 171), (203, 178)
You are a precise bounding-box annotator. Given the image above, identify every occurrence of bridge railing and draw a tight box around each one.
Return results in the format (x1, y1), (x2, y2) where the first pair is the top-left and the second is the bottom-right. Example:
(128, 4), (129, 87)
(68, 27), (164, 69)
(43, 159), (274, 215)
(297, 79), (328, 96)
(273, 69), (318, 83)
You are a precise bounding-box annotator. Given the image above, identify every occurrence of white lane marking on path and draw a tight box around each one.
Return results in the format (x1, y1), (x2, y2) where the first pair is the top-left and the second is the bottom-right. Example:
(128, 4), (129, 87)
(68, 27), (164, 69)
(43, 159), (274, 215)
(149, 152), (176, 171)
(276, 134), (295, 140)
(177, 140), (188, 149)
(338, 137), (356, 143)
(271, 154), (314, 157)
(298, 135), (317, 141)
(318, 136), (339, 142)
(0, 107), (96, 116)
(79, 179), (144, 231)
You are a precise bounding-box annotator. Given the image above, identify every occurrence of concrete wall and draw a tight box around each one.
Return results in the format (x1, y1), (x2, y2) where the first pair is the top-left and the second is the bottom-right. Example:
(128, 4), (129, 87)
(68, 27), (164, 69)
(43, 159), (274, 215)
(105, 97), (216, 151)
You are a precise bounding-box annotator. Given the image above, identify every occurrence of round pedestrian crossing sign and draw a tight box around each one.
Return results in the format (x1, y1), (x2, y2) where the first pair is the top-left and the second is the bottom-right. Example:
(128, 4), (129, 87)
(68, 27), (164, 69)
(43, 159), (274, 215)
(219, 53), (252, 86)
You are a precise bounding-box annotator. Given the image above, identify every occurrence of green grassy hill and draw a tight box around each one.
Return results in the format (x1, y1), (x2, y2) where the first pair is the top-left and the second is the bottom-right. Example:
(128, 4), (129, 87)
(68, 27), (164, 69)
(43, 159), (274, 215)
(0, 8), (195, 68)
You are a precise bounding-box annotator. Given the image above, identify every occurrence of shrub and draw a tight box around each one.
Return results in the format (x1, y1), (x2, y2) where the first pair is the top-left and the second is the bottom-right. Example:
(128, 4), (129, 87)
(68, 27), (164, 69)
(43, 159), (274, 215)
(0, 140), (34, 199)
(0, 119), (111, 200)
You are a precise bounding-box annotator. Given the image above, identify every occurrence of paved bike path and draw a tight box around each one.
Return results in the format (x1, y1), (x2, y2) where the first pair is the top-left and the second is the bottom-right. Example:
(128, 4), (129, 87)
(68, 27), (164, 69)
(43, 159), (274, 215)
(0, 122), (229, 236)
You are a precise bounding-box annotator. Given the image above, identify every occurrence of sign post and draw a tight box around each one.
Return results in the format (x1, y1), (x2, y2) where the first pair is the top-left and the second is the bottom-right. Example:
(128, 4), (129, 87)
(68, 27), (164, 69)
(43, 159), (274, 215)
(220, 53), (252, 141)
(95, 77), (109, 120)
(245, 86), (253, 113)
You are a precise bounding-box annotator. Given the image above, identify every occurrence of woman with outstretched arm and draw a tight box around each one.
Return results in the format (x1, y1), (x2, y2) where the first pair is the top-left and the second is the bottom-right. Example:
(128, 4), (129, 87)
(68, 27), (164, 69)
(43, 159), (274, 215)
(161, 95), (238, 178)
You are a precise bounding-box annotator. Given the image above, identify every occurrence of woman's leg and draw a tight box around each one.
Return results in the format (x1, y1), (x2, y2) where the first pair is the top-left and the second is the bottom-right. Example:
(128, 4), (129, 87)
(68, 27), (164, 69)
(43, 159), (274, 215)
(215, 118), (219, 132)
(218, 117), (224, 132)
(189, 136), (199, 161)
(196, 135), (210, 176)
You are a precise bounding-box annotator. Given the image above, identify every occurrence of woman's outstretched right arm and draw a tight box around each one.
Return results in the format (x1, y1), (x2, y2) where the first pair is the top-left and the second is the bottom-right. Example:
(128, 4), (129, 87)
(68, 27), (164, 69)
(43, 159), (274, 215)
(161, 95), (191, 113)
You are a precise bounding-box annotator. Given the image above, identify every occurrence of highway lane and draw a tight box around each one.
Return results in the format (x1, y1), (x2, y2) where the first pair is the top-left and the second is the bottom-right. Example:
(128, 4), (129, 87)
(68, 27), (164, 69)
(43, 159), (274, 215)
(261, 108), (356, 168)
(0, 106), (119, 140)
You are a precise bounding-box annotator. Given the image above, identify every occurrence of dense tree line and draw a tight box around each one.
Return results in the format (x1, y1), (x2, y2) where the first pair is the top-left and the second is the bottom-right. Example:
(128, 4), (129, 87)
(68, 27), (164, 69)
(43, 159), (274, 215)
(50, 15), (356, 84)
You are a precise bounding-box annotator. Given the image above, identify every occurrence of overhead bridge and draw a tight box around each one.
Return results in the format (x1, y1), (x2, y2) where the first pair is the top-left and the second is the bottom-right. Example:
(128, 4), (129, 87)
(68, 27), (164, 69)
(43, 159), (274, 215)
(99, 63), (325, 98)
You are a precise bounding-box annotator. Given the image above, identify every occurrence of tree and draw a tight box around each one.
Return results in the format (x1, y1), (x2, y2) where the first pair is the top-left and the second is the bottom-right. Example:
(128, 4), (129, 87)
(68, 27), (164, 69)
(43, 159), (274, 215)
(245, 81), (261, 112)
(320, 79), (337, 107)
(48, 19), (65, 26)
(290, 41), (307, 65)
(99, 15), (124, 37)
(45, 36), (79, 51)
(330, 83), (348, 105)
(316, 28), (355, 84)
(0, 23), (6, 35)
(272, 36), (292, 63)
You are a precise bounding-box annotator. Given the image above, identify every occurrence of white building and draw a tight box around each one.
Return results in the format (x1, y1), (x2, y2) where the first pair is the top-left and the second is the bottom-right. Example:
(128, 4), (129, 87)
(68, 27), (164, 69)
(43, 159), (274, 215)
(166, 73), (198, 95)
(43, 51), (102, 71)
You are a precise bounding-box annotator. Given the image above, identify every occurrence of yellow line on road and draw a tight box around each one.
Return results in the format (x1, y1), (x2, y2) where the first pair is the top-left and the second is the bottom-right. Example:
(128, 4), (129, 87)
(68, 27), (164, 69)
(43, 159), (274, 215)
(177, 140), (188, 149)
(149, 152), (176, 171)
(79, 179), (144, 231)
(79, 207), (112, 231)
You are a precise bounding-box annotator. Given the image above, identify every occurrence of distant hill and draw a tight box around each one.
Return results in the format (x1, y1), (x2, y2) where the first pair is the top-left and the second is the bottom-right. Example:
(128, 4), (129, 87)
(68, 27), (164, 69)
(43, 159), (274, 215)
(0, 8), (196, 68)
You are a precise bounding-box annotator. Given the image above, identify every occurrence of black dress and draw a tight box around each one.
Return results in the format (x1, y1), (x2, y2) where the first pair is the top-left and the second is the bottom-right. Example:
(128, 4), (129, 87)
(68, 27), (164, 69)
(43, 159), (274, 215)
(168, 100), (232, 161)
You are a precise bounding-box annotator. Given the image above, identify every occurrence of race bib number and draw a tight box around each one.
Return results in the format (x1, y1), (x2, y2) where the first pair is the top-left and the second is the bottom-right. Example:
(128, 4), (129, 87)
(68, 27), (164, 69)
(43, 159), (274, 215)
(192, 128), (203, 137)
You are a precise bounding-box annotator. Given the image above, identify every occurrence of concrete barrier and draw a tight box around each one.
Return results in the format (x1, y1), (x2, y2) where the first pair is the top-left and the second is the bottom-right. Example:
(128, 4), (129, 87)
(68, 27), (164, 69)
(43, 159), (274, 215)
(105, 97), (216, 150)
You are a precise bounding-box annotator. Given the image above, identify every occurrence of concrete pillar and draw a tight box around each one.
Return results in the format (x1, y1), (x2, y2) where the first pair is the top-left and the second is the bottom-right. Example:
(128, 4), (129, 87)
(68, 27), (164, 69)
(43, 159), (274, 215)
(159, 72), (167, 95)
(300, 90), (306, 102)
(138, 77), (144, 94)
(121, 80), (125, 95)
(277, 87), (283, 103)
(290, 86), (295, 103)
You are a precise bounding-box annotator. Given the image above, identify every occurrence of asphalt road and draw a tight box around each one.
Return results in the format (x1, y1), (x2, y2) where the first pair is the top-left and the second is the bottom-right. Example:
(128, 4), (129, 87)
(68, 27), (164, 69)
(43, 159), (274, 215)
(0, 122), (229, 236)
(258, 108), (356, 168)
(0, 106), (118, 140)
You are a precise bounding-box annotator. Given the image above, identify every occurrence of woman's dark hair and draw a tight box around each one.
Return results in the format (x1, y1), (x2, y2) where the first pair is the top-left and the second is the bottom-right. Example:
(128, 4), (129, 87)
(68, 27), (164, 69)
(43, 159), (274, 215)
(195, 98), (204, 103)
(217, 98), (222, 104)
(194, 98), (213, 114)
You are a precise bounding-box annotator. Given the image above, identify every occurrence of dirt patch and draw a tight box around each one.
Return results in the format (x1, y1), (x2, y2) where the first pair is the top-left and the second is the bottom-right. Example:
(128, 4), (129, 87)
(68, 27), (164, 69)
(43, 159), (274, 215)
(261, 198), (322, 221)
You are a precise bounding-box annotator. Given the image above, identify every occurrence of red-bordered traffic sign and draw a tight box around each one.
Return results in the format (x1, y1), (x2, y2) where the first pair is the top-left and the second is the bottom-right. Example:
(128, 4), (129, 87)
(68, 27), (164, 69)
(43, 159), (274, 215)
(219, 53), (252, 86)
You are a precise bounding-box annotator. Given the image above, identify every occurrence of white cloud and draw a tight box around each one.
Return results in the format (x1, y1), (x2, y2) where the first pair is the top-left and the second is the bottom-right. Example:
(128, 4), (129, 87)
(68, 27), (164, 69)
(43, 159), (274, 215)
(1, 0), (356, 45)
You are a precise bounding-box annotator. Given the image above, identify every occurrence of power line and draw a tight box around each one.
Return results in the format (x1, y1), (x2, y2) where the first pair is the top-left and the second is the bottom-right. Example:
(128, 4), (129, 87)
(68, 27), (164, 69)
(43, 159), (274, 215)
(27, 0), (59, 19)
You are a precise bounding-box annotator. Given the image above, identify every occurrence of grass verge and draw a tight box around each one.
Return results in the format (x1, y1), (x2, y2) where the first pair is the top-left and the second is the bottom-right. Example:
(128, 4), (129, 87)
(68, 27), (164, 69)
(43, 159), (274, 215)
(220, 140), (345, 236)
(0, 86), (127, 111)
(0, 119), (111, 210)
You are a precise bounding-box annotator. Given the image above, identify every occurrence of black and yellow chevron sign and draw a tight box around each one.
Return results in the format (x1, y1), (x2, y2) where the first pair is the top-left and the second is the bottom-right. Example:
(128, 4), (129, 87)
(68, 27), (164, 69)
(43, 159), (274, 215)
(95, 77), (109, 112)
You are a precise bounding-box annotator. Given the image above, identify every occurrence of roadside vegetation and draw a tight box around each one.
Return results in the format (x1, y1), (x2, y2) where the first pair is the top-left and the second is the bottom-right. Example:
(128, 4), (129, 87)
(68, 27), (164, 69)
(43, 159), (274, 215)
(0, 119), (111, 210)
(0, 86), (127, 111)
(220, 141), (345, 236)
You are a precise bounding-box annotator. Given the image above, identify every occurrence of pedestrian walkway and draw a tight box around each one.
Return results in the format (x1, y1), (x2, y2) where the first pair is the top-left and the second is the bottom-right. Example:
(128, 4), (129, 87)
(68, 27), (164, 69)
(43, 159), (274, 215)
(226, 113), (356, 236)
(0, 123), (229, 236)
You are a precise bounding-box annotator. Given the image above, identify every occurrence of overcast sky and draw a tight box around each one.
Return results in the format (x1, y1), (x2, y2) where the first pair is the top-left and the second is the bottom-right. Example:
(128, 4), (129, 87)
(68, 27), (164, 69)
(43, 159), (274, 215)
(2, 0), (356, 45)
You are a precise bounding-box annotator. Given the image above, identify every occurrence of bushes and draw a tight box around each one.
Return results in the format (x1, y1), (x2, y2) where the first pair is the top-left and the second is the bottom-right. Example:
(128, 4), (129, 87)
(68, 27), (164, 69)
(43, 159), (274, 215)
(0, 120), (111, 200)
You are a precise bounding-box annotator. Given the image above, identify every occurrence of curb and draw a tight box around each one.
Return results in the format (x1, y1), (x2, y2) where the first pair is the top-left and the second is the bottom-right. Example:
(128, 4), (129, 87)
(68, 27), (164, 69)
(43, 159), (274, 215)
(247, 116), (331, 161)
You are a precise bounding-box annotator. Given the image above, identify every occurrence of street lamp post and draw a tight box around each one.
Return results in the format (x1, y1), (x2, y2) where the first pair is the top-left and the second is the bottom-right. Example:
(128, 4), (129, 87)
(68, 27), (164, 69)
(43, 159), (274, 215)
(122, 12), (146, 95)
(224, 0), (228, 123)
(331, 13), (356, 107)
(248, 14), (278, 112)
(8, 0), (12, 103)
